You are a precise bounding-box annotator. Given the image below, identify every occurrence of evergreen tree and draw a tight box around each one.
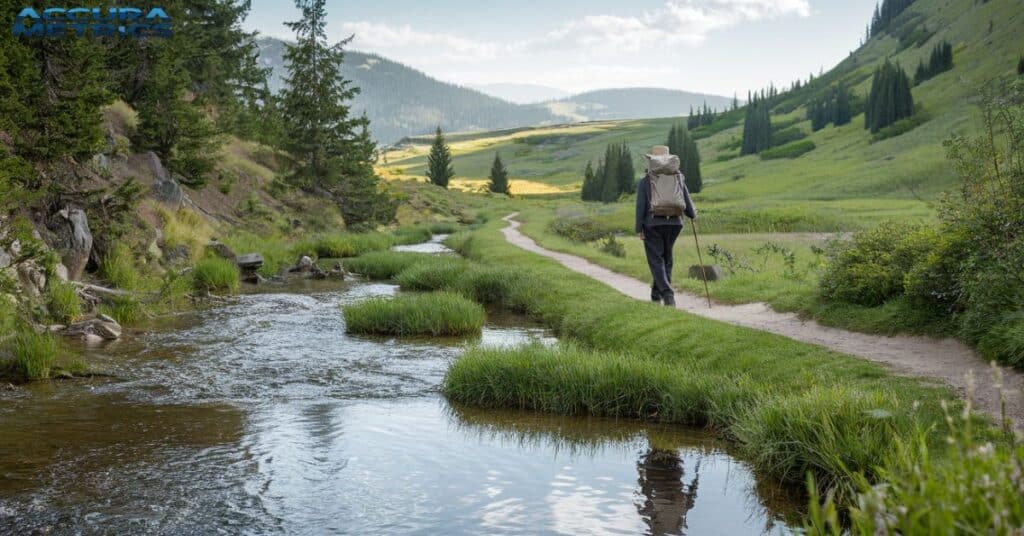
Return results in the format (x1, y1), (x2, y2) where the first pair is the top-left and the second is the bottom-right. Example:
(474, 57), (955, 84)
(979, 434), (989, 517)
(616, 143), (635, 195)
(914, 40), (954, 84)
(866, 60), (915, 133)
(741, 94), (773, 155)
(870, 0), (915, 37)
(580, 160), (598, 201)
(426, 126), (454, 188)
(279, 0), (365, 191)
(678, 129), (703, 194)
(834, 83), (853, 126)
(1019, 55), (1024, 76)
(334, 120), (394, 226)
(600, 143), (621, 203)
(488, 152), (509, 194)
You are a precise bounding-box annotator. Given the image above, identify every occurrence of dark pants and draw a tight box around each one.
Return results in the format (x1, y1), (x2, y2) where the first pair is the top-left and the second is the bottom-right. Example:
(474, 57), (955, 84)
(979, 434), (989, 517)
(643, 225), (682, 300)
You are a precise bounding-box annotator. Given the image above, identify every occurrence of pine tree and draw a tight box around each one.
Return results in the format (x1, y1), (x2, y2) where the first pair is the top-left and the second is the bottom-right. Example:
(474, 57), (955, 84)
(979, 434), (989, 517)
(870, 0), (915, 37)
(279, 0), (366, 192)
(335, 119), (394, 226)
(600, 144), (621, 203)
(678, 129), (703, 193)
(426, 126), (454, 188)
(488, 152), (509, 194)
(834, 83), (853, 126)
(866, 60), (915, 133)
(616, 143), (635, 195)
(914, 40), (954, 84)
(741, 94), (773, 155)
(580, 160), (598, 201)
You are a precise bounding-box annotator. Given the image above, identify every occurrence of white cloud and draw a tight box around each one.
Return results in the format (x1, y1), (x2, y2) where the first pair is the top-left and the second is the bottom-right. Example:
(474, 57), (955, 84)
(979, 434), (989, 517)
(340, 21), (497, 62)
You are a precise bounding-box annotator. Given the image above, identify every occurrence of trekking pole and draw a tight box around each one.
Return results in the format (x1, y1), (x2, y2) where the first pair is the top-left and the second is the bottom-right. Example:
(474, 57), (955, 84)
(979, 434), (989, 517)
(690, 219), (712, 308)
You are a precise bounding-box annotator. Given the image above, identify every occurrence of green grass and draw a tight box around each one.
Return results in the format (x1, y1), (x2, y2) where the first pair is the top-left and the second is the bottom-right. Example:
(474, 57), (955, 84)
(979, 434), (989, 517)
(395, 256), (469, 291)
(100, 242), (141, 290)
(343, 291), (485, 336)
(46, 281), (81, 324)
(11, 330), (59, 380)
(441, 217), (963, 500)
(192, 257), (240, 294)
(99, 296), (145, 326)
(759, 140), (816, 160)
(342, 251), (433, 279)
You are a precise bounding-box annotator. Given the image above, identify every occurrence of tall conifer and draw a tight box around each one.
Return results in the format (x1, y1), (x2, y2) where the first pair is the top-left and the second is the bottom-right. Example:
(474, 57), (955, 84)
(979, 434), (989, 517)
(488, 152), (509, 194)
(426, 126), (454, 188)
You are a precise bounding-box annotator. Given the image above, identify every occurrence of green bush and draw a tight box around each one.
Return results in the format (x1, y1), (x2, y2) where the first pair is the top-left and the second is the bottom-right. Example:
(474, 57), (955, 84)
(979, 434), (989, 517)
(598, 235), (626, 258)
(192, 257), (240, 294)
(547, 216), (623, 242)
(343, 291), (485, 336)
(903, 228), (970, 311)
(870, 112), (929, 142)
(100, 242), (140, 290)
(395, 256), (469, 291)
(46, 281), (81, 323)
(760, 140), (816, 160)
(343, 251), (431, 280)
(769, 126), (808, 148)
(819, 223), (936, 306)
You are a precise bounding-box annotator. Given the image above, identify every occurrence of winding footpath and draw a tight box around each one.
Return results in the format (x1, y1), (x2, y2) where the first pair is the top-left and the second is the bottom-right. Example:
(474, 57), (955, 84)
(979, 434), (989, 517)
(501, 214), (1024, 430)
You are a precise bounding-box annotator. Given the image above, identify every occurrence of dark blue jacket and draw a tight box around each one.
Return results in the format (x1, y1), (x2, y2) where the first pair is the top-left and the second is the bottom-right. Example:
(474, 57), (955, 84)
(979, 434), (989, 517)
(635, 174), (697, 233)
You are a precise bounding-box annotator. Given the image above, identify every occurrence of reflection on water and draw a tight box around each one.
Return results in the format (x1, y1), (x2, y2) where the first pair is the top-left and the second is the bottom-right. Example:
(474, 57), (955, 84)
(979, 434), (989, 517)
(0, 280), (797, 535)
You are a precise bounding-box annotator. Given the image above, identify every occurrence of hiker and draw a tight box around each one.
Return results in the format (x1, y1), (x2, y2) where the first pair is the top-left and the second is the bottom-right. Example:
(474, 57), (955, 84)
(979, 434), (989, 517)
(635, 145), (697, 307)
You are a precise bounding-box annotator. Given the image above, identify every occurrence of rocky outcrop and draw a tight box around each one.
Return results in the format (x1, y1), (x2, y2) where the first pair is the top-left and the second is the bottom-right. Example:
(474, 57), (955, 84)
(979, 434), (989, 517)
(45, 206), (93, 281)
(15, 261), (47, 297)
(145, 151), (184, 209)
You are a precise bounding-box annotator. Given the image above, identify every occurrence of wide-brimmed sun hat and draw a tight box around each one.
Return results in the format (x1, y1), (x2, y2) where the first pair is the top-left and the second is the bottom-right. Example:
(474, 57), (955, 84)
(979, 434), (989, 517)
(646, 145), (670, 158)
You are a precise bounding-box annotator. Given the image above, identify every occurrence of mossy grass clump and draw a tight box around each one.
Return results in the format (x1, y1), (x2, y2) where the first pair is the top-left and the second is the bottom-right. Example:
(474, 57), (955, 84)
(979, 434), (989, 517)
(100, 242), (141, 290)
(192, 257), (240, 294)
(343, 291), (485, 336)
(395, 256), (469, 291)
(342, 251), (432, 280)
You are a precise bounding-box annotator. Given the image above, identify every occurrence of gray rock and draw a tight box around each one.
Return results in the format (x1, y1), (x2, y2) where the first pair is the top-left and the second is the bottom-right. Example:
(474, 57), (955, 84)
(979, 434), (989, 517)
(145, 151), (184, 208)
(16, 261), (46, 297)
(236, 253), (264, 271)
(91, 153), (110, 171)
(205, 241), (237, 261)
(98, 313), (117, 324)
(161, 244), (191, 264)
(688, 265), (724, 282)
(0, 247), (10, 269)
(291, 255), (314, 272)
(46, 207), (93, 281)
(54, 263), (69, 282)
(63, 317), (122, 341)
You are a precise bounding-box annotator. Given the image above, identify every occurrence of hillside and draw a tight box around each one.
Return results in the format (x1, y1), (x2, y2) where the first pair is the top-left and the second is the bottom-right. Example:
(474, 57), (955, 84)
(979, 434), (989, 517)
(469, 83), (570, 104)
(545, 88), (736, 122)
(381, 0), (1024, 230)
(255, 37), (559, 144)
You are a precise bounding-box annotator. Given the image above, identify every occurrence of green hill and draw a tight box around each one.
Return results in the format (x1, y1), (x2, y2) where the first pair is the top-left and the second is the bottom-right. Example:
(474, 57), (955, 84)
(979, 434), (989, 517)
(382, 0), (1024, 230)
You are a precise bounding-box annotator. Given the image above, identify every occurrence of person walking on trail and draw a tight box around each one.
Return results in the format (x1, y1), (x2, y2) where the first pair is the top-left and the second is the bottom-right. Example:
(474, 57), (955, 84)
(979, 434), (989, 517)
(635, 145), (697, 307)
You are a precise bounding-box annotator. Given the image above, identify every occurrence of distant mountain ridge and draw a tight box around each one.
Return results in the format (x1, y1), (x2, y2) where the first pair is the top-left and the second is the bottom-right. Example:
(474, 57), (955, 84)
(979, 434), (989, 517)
(255, 37), (734, 144)
(469, 83), (571, 104)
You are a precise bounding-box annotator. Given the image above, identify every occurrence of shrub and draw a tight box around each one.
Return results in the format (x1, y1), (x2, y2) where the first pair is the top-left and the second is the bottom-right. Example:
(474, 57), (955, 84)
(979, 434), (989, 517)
(192, 257), (240, 294)
(903, 228), (971, 311)
(547, 216), (622, 242)
(158, 206), (213, 261)
(343, 291), (485, 336)
(395, 257), (469, 291)
(870, 112), (929, 142)
(760, 140), (816, 160)
(819, 223), (935, 306)
(47, 281), (81, 323)
(769, 126), (807, 147)
(11, 330), (60, 380)
(100, 242), (140, 290)
(598, 235), (626, 258)
(343, 251), (431, 280)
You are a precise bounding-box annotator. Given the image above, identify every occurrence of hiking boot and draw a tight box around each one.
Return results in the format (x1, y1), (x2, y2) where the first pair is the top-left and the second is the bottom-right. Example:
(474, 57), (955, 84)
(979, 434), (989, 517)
(651, 287), (662, 303)
(662, 293), (676, 307)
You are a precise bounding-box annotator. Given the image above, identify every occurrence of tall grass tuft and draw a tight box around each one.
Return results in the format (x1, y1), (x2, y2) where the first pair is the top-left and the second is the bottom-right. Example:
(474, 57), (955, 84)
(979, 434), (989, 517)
(46, 281), (81, 323)
(99, 296), (145, 326)
(294, 232), (393, 259)
(192, 257), (240, 294)
(395, 257), (469, 291)
(100, 242), (140, 290)
(343, 291), (485, 336)
(391, 225), (433, 245)
(342, 251), (431, 279)
(11, 329), (60, 380)
(457, 266), (531, 311)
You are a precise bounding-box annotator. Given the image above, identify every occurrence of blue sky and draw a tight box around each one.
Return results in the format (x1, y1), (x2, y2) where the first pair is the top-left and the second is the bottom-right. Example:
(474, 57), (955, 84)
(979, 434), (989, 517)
(244, 1), (879, 97)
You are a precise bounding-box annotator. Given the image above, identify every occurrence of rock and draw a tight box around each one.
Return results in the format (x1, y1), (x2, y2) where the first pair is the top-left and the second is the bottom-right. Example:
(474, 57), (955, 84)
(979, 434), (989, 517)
(290, 255), (314, 273)
(242, 272), (267, 285)
(205, 241), (237, 261)
(145, 151), (184, 208)
(161, 244), (191, 265)
(98, 313), (117, 324)
(82, 333), (105, 346)
(236, 253), (264, 271)
(46, 324), (66, 333)
(16, 261), (46, 297)
(54, 263), (69, 282)
(45, 206), (93, 280)
(327, 262), (346, 280)
(63, 317), (122, 341)
(91, 153), (110, 172)
(688, 265), (724, 282)
(0, 248), (10, 269)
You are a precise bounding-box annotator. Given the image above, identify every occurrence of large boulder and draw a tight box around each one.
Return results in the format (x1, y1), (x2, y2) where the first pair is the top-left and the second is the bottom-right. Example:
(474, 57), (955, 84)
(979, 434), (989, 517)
(236, 253), (264, 272)
(145, 151), (184, 208)
(45, 207), (93, 281)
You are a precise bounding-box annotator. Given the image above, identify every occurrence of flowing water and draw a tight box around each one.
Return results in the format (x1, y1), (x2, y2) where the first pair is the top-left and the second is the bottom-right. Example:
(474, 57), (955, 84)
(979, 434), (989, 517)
(0, 240), (800, 535)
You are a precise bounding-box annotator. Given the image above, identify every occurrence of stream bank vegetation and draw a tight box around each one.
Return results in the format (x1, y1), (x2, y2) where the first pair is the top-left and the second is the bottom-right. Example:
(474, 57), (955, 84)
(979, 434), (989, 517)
(343, 291), (485, 336)
(360, 218), (1023, 533)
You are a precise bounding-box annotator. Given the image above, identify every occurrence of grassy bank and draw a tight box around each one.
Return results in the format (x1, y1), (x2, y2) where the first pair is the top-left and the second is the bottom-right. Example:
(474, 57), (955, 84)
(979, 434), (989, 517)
(342, 291), (485, 336)
(437, 218), (986, 503)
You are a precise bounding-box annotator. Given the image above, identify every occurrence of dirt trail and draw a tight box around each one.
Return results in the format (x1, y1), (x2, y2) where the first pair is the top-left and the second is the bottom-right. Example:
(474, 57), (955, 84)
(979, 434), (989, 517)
(502, 214), (1024, 429)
